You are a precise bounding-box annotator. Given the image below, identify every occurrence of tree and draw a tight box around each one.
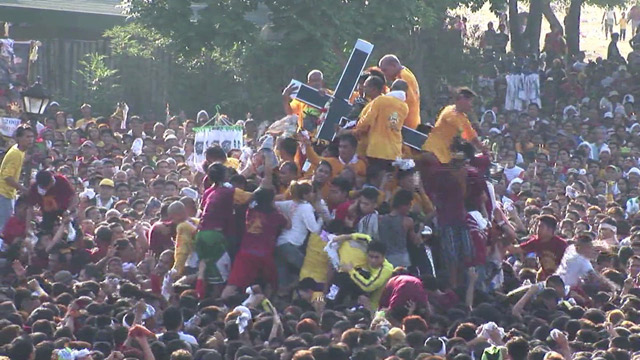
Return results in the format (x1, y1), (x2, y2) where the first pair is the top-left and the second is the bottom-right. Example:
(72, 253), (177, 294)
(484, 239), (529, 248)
(114, 0), (491, 119)
(74, 53), (120, 116)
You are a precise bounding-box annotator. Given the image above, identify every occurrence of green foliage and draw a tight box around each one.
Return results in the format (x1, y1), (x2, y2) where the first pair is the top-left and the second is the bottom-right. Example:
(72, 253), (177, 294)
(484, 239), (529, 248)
(110, 0), (490, 119)
(74, 53), (121, 116)
(104, 23), (169, 59)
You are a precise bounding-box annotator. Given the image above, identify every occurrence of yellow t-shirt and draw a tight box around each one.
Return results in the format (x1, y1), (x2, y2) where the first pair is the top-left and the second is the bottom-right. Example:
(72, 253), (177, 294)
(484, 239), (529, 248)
(173, 218), (200, 276)
(355, 95), (408, 161)
(75, 117), (96, 130)
(224, 157), (240, 170)
(398, 67), (421, 129)
(299, 232), (330, 283)
(620, 18), (628, 29)
(304, 143), (367, 180)
(356, 101), (374, 157)
(422, 105), (477, 163)
(0, 145), (25, 199)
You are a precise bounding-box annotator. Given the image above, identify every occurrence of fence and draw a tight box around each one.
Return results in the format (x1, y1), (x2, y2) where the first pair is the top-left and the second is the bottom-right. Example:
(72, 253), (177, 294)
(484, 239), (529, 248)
(32, 38), (173, 115)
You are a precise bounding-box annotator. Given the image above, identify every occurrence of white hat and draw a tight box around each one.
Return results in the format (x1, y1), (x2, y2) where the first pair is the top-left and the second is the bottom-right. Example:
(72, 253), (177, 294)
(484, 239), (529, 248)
(604, 112), (614, 119)
(627, 167), (640, 177)
(624, 94), (635, 104)
(180, 187), (198, 200)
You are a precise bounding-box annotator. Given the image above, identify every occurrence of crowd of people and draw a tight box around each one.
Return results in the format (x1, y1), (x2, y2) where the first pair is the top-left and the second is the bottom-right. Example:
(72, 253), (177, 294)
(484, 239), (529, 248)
(0, 26), (638, 360)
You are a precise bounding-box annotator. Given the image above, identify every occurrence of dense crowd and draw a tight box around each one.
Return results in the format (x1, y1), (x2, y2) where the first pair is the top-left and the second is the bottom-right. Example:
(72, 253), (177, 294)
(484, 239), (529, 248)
(0, 32), (638, 360)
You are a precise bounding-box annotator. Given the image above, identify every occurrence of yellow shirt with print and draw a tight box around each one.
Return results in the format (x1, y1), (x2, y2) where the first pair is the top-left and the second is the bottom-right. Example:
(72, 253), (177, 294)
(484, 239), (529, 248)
(356, 101), (374, 157)
(0, 145), (25, 199)
(398, 67), (421, 129)
(355, 95), (408, 161)
(422, 105), (477, 164)
(173, 218), (200, 276)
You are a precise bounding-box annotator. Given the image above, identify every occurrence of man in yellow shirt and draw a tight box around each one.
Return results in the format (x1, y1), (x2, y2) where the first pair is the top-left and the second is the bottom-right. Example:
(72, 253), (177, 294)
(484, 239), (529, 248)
(282, 70), (331, 132)
(75, 103), (97, 130)
(422, 87), (486, 164)
(352, 79), (408, 168)
(327, 239), (393, 310)
(0, 125), (34, 232)
(379, 55), (421, 129)
(168, 201), (200, 276)
(300, 133), (367, 182)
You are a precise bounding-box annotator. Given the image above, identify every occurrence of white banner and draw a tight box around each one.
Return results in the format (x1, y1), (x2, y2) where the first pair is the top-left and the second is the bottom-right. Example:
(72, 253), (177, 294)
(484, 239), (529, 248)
(193, 126), (244, 171)
(0, 117), (21, 137)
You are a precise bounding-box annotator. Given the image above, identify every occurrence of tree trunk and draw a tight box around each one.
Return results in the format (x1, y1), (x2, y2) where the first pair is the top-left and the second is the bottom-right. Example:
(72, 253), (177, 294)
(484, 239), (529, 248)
(541, 0), (563, 32)
(509, 0), (523, 53)
(564, 0), (583, 56)
(525, 0), (543, 54)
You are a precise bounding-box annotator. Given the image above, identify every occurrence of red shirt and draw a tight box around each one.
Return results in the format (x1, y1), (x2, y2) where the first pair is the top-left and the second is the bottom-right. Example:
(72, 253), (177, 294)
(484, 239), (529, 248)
(1, 216), (26, 245)
(199, 185), (235, 236)
(148, 221), (177, 256)
(90, 245), (109, 263)
(419, 157), (467, 226)
(466, 213), (488, 266)
(28, 175), (74, 213)
(330, 200), (352, 221)
(378, 275), (428, 311)
(239, 208), (287, 257)
(520, 235), (568, 280)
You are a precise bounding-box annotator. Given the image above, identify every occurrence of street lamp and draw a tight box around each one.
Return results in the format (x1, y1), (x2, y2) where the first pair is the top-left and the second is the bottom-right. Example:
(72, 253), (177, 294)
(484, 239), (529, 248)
(21, 76), (51, 116)
(190, 2), (208, 23)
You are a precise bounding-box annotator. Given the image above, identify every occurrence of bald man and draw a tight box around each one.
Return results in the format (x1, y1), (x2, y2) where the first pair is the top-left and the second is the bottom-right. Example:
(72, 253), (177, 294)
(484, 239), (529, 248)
(282, 70), (331, 132)
(379, 55), (421, 129)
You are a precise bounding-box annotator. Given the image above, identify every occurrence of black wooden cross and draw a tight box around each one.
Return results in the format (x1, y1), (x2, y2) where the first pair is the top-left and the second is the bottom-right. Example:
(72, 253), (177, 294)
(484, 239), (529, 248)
(287, 39), (428, 150)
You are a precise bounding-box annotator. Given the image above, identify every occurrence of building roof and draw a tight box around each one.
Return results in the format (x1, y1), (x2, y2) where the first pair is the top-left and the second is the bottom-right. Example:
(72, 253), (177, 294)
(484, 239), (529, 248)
(0, 0), (125, 17)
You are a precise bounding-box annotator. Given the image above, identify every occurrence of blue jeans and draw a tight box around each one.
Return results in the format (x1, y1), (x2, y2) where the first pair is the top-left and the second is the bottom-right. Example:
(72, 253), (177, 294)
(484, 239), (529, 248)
(0, 195), (14, 233)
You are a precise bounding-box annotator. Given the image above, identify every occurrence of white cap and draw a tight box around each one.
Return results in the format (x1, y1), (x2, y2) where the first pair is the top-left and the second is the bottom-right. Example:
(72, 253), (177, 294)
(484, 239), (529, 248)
(627, 167), (640, 177)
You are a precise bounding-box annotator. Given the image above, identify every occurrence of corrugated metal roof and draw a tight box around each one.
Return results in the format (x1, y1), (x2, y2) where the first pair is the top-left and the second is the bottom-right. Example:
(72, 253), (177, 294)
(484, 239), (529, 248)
(0, 0), (125, 16)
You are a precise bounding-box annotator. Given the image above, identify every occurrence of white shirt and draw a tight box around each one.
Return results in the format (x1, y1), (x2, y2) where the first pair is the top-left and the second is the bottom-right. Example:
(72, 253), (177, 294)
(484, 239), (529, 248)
(503, 165), (524, 183)
(606, 10), (616, 23)
(275, 200), (325, 246)
(555, 245), (594, 287)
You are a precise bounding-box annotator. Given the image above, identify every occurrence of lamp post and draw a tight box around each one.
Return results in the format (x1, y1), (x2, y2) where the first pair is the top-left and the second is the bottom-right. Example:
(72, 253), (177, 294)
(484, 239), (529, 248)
(21, 76), (51, 127)
(190, 2), (208, 23)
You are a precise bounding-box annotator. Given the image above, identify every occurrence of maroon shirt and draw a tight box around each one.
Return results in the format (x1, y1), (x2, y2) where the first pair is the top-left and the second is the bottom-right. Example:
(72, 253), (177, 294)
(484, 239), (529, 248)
(148, 221), (177, 256)
(520, 235), (568, 280)
(28, 174), (74, 213)
(199, 185), (236, 236)
(419, 157), (467, 226)
(379, 275), (428, 311)
(239, 208), (287, 257)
